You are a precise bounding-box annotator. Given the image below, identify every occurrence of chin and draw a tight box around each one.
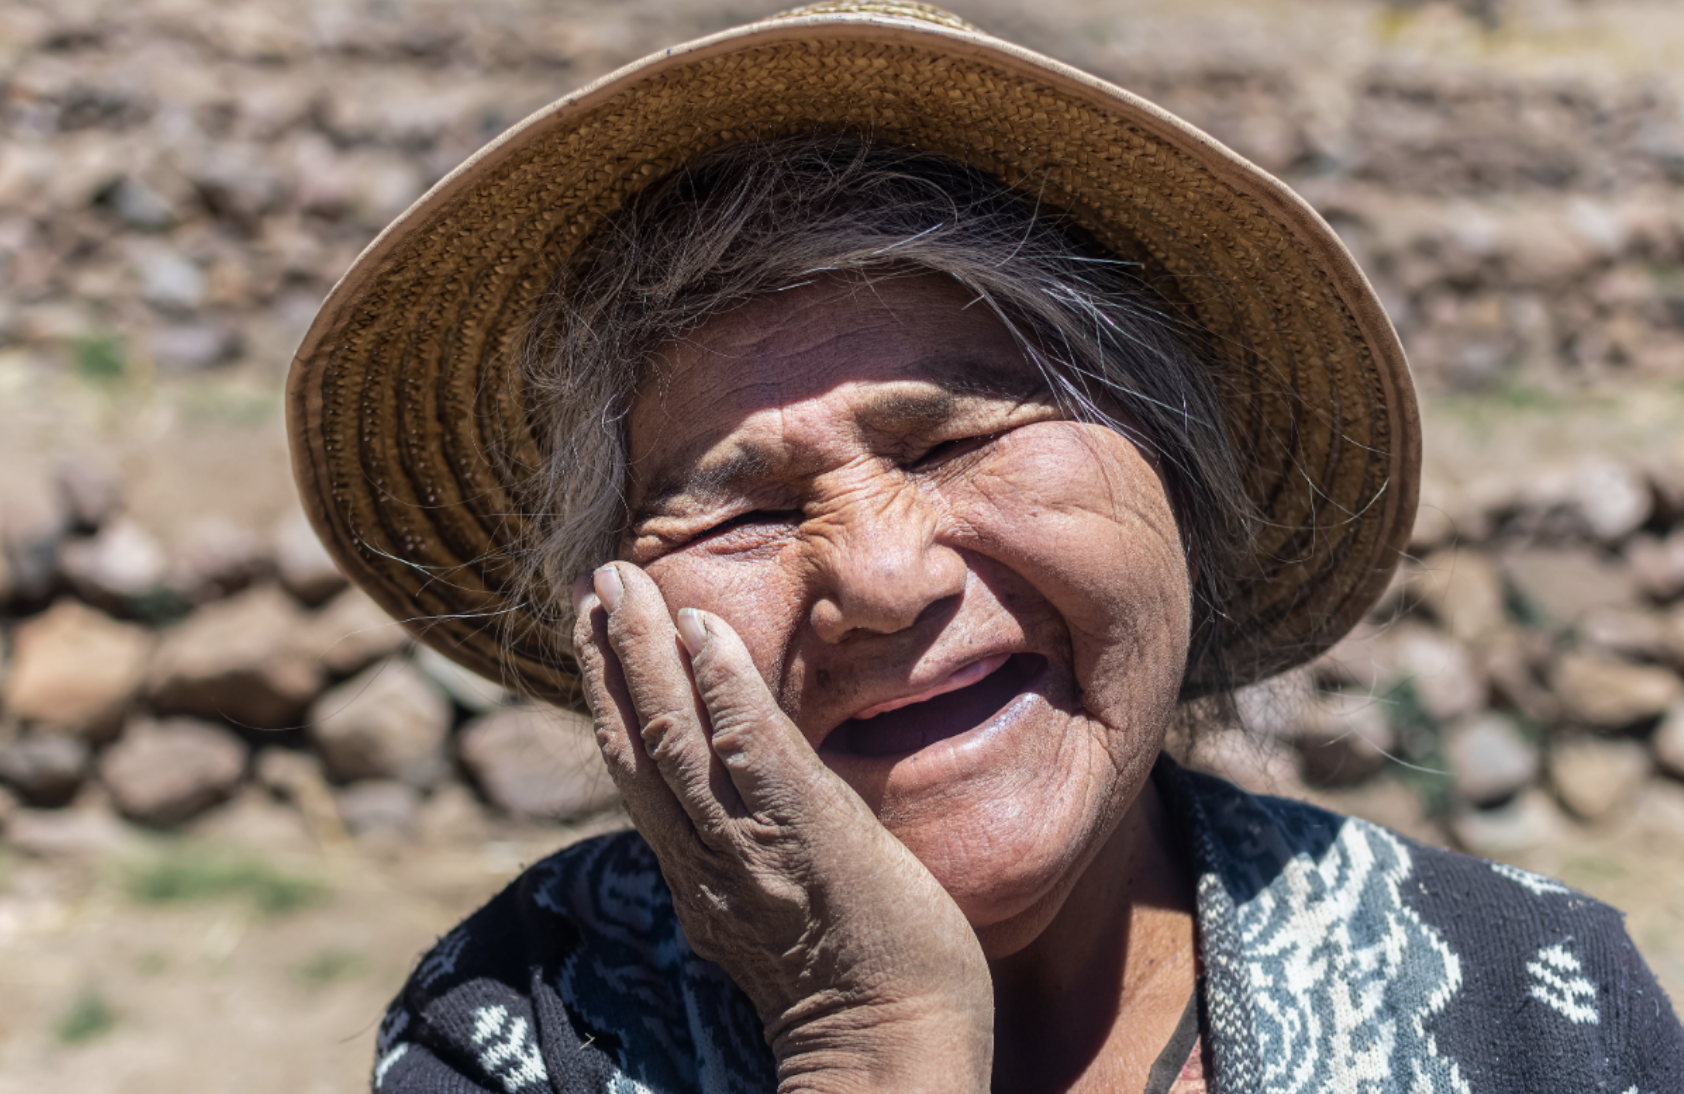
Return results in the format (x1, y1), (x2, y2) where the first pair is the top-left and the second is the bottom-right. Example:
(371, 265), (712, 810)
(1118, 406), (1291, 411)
(837, 694), (1144, 957)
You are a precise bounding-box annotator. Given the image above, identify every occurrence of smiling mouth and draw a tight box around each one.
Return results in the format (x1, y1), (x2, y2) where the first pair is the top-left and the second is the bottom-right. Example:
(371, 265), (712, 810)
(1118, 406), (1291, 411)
(821, 653), (1045, 758)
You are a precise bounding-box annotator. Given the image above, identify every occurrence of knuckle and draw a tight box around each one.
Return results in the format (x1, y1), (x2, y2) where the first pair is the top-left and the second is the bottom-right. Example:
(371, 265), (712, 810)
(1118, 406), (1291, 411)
(639, 711), (690, 756)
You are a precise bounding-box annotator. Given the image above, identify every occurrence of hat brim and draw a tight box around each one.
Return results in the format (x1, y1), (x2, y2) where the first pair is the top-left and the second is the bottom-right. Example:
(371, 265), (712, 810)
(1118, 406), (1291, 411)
(287, 5), (1420, 708)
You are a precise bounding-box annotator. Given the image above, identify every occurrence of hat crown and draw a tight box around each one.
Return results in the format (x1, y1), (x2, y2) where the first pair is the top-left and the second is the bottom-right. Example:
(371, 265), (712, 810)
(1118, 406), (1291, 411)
(771, 1), (982, 34)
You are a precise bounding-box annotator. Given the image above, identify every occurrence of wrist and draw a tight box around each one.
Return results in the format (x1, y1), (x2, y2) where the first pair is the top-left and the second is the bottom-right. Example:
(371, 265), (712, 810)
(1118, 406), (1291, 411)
(770, 997), (992, 1094)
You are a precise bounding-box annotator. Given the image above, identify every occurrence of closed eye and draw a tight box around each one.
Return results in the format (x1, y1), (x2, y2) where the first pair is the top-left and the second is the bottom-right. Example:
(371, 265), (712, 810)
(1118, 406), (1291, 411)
(695, 509), (802, 543)
(912, 432), (1002, 469)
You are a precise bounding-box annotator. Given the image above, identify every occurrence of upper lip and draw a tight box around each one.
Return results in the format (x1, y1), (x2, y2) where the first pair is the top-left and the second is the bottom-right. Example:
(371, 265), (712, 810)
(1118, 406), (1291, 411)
(828, 650), (1019, 734)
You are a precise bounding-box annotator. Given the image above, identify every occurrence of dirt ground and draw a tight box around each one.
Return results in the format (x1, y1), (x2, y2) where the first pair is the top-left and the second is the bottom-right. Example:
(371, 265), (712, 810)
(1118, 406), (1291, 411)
(0, 789), (633, 1094)
(0, 769), (1677, 1093)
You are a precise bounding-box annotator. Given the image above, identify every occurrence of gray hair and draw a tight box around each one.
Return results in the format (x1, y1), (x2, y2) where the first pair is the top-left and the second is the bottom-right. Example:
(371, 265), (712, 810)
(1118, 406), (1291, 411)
(516, 134), (1256, 699)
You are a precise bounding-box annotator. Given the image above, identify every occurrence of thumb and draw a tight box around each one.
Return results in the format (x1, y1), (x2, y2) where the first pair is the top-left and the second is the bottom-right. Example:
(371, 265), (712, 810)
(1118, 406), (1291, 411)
(677, 608), (847, 823)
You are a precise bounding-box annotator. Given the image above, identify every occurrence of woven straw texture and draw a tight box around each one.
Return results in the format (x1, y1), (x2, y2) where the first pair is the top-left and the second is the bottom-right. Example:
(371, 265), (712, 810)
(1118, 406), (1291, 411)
(287, 2), (1419, 709)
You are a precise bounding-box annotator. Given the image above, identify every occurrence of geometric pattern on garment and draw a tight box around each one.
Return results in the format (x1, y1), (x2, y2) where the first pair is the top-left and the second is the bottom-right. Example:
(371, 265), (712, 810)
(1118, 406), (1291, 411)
(470, 1004), (549, 1092)
(1489, 863), (1570, 898)
(538, 833), (776, 1094)
(373, 1001), (412, 1089)
(1525, 945), (1600, 1025)
(1224, 814), (1471, 1093)
(417, 926), (472, 990)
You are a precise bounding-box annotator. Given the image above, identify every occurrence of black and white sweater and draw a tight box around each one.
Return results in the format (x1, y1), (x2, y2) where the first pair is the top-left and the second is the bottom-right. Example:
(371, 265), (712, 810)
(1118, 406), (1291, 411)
(371, 760), (1684, 1093)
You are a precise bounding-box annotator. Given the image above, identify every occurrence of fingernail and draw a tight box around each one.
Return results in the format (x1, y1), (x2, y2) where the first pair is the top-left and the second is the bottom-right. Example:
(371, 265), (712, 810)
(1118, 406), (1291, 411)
(593, 565), (624, 612)
(675, 608), (709, 655)
(571, 574), (595, 615)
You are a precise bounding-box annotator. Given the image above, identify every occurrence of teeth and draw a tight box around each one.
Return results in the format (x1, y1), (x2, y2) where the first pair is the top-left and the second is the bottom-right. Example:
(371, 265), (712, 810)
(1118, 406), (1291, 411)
(855, 653), (1011, 719)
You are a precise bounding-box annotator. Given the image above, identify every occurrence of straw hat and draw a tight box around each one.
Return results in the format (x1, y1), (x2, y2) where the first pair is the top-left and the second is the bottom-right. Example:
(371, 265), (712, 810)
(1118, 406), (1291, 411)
(287, 0), (1420, 709)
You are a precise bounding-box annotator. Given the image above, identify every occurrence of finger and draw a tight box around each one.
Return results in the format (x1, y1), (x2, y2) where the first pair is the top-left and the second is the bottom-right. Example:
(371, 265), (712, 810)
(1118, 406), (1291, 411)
(570, 576), (690, 840)
(595, 563), (745, 828)
(677, 607), (850, 824)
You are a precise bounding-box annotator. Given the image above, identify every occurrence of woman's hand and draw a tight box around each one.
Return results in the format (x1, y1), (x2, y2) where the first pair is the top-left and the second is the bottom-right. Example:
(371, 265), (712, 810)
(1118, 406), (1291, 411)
(573, 562), (993, 1094)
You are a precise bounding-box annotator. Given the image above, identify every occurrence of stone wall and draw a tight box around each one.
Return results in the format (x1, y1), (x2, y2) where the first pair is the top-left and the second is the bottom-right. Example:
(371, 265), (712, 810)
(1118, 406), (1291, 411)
(4, 0), (1684, 856)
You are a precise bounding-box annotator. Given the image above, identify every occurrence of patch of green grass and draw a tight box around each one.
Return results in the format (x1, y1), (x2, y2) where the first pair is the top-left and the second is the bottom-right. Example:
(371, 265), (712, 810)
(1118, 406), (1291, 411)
(55, 989), (117, 1045)
(74, 335), (126, 384)
(125, 846), (324, 918)
(294, 946), (370, 986)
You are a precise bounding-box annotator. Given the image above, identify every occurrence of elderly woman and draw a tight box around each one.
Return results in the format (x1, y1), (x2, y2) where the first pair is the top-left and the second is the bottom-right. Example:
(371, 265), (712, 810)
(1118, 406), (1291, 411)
(289, 5), (1683, 1092)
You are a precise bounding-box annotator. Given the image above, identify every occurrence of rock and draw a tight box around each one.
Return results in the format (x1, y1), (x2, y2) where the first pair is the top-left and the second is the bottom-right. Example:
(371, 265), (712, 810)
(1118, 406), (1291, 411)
(273, 509), (347, 606)
(58, 517), (169, 609)
(147, 584), (324, 729)
(416, 644), (509, 713)
(167, 517), (267, 603)
(1633, 778), (1684, 843)
(1387, 623), (1487, 722)
(0, 733), (89, 807)
(1481, 627), (1561, 725)
(1549, 736), (1651, 821)
(458, 706), (617, 820)
(1551, 652), (1683, 729)
(56, 459), (122, 532)
(134, 248), (206, 310)
(1413, 548), (1506, 644)
(1443, 712), (1539, 806)
(188, 785), (314, 853)
(255, 747), (324, 797)
(308, 660), (450, 786)
(1577, 605), (1671, 661)
(1653, 702), (1684, 780)
(1626, 531), (1684, 601)
(106, 174), (180, 230)
(149, 322), (241, 374)
(1501, 546), (1639, 629)
(300, 587), (408, 677)
(4, 600), (153, 740)
(98, 717), (248, 826)
(1293, 689), (1398, 787)
(253, 747), (350, 852)
(0, 472), (70, 602)
(0, 784), (18, 834)
(335, 779), (419, 836)
(6, 804), (134, 859)
(413, 781), (491, 846)
(1451, 788), (1570, 857)
(1312, 622), (1390, 693)
(1568, 457), (1652, 544)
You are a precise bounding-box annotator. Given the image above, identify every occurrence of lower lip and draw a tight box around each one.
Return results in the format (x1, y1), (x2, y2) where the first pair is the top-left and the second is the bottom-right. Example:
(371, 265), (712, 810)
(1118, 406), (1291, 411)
(820, 653), (1048, 760)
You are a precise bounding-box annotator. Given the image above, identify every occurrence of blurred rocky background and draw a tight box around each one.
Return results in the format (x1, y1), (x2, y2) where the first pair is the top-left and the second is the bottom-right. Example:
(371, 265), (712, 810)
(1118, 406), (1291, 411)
(2, 0), (1684, 1089)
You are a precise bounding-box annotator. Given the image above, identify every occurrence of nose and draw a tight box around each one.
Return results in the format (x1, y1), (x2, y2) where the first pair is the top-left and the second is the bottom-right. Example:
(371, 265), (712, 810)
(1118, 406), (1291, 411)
(808, 491), (967, 644)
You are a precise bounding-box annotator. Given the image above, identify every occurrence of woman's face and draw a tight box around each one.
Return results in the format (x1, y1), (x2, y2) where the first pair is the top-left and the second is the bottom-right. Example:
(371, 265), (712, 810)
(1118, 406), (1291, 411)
(624, 273), (1191, 953)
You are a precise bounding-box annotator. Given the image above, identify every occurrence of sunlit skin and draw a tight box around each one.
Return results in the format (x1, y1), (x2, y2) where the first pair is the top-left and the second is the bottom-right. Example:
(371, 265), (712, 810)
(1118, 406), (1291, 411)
(572, 273), (1200, 1093)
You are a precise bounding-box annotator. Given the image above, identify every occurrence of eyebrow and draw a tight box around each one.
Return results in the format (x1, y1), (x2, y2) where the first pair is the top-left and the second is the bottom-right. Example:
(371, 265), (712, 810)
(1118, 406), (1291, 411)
(629, 357), (1051, 519)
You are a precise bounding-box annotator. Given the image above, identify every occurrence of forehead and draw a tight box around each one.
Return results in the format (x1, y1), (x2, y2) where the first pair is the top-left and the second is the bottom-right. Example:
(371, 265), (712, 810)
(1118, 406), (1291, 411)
(626, 274), (1040, 495)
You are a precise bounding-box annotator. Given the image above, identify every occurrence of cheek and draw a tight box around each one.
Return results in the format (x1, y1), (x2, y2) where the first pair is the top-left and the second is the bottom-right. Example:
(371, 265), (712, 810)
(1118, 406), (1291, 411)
(640, 554), (803, 685)
(944, 423), (1191, 714)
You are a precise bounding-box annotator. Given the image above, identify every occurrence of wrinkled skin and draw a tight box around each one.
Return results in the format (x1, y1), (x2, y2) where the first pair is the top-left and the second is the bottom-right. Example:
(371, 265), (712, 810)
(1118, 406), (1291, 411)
(572, 273), (1199, 1093)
